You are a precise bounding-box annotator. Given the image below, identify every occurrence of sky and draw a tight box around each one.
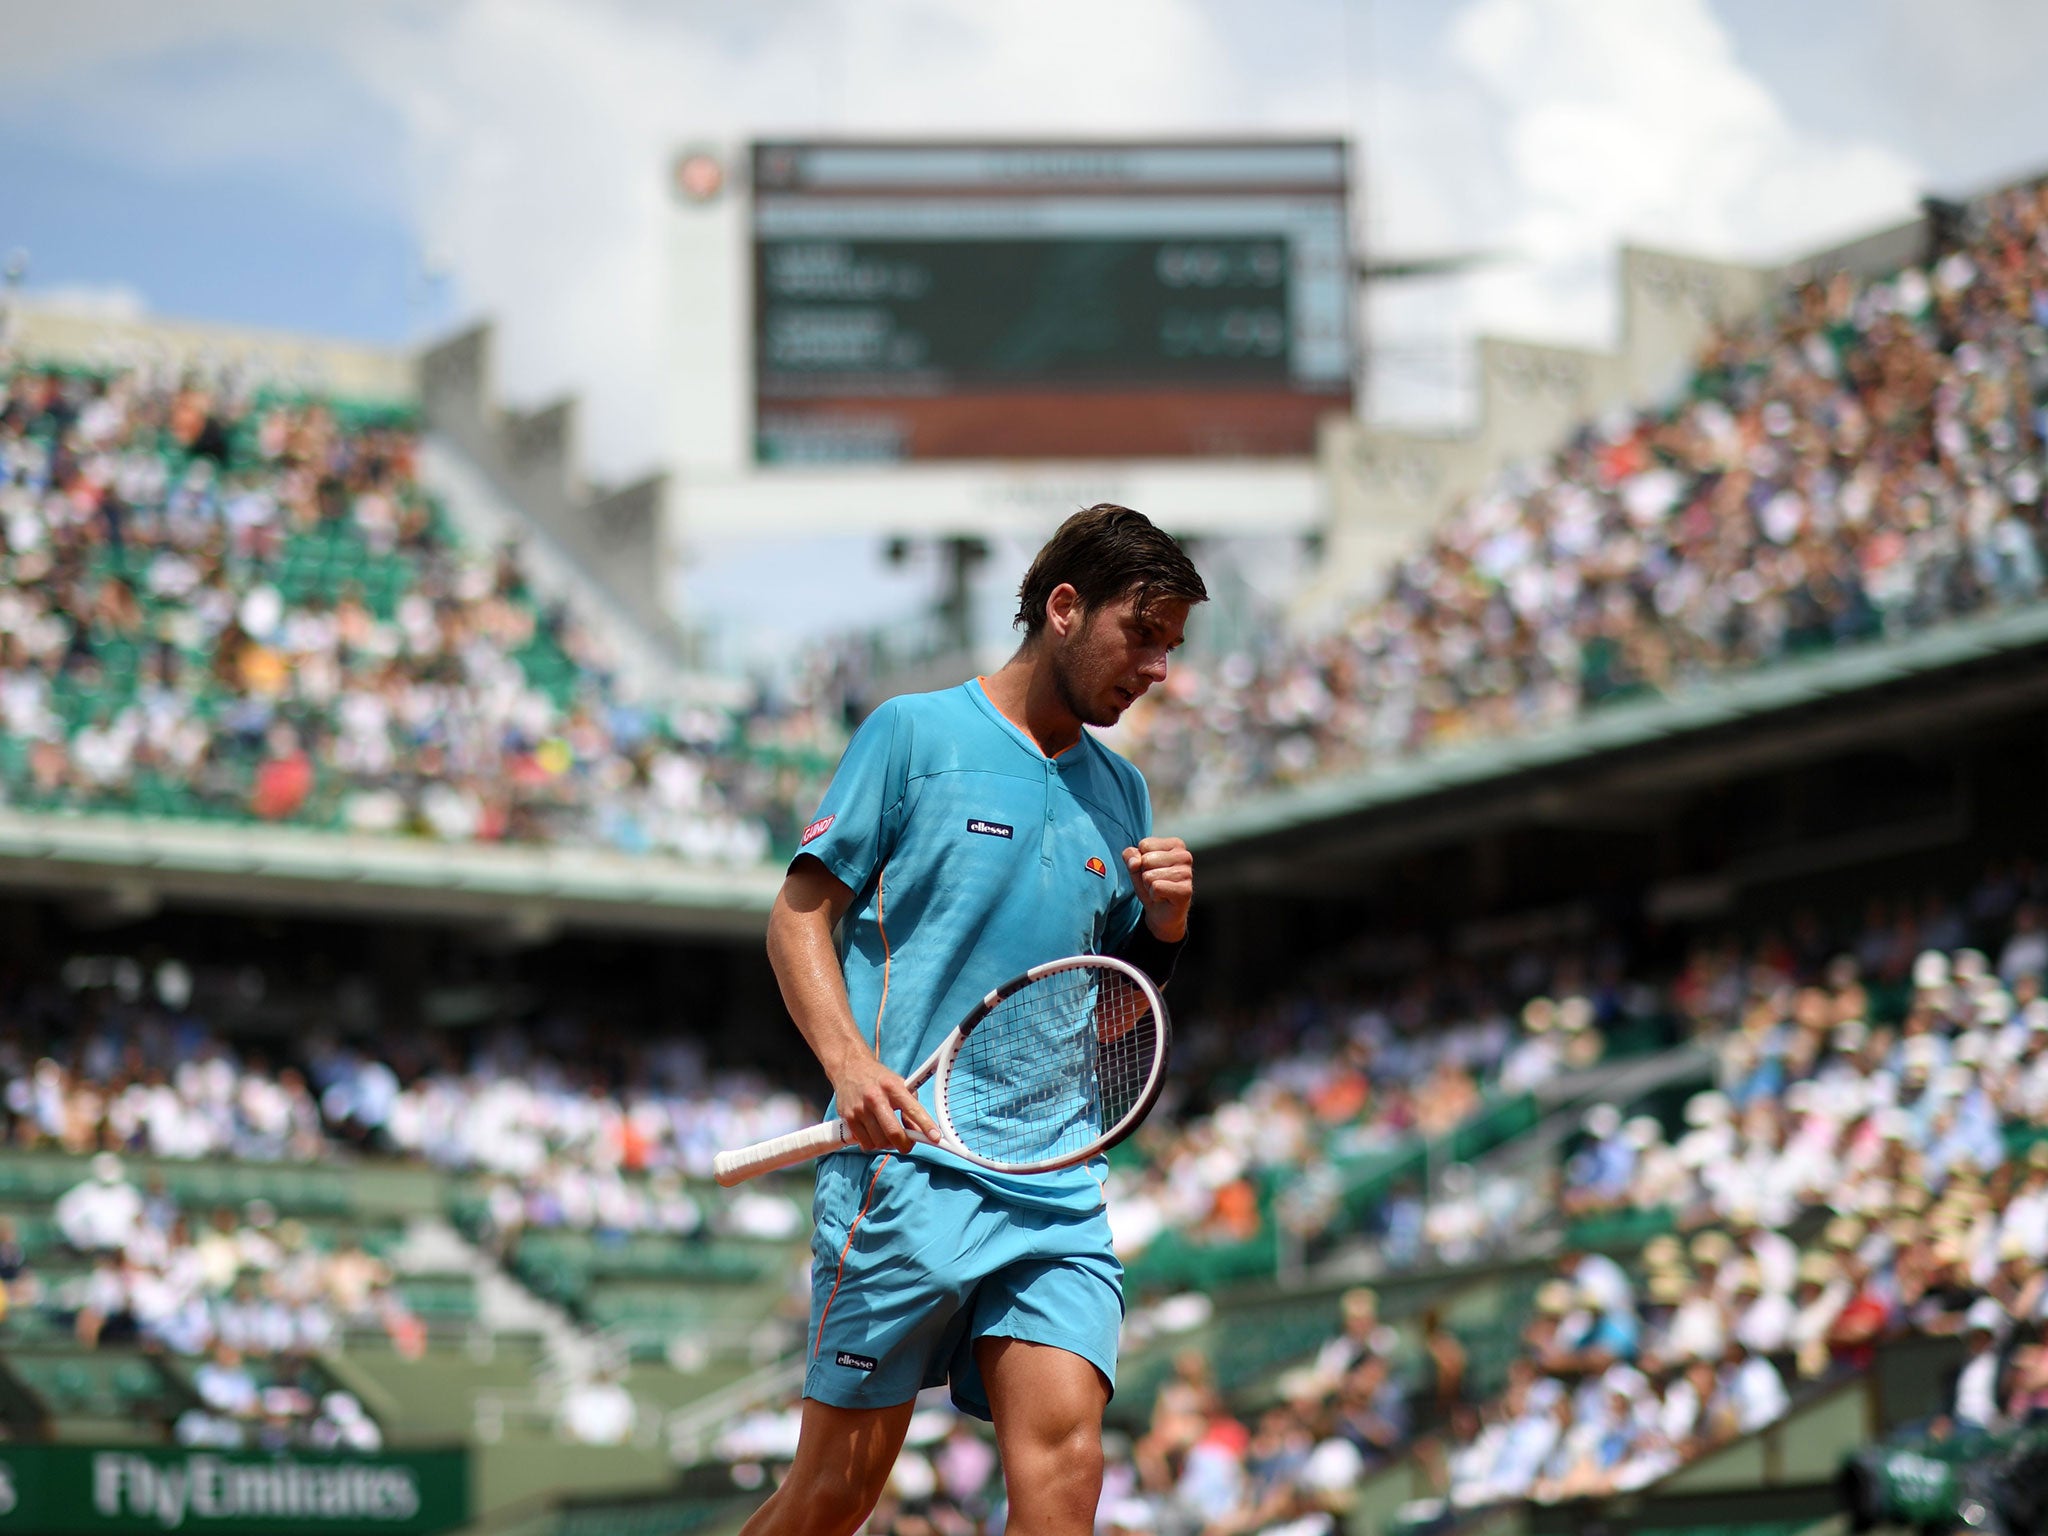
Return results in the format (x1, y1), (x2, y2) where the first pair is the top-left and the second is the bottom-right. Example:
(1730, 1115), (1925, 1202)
(4, 0), (2047, 664)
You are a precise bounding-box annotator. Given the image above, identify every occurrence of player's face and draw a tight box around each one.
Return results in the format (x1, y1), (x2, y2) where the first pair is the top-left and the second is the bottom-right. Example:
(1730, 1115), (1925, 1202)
(1052, 590), (1190, 728)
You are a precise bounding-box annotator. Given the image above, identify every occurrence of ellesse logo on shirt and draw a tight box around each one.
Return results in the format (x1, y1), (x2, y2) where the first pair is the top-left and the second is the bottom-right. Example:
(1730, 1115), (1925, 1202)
(965, 819), (1014, 839)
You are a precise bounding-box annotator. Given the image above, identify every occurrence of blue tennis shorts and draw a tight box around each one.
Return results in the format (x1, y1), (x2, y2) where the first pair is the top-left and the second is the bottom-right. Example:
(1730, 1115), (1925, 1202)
(802, 1148), (1124, 1419)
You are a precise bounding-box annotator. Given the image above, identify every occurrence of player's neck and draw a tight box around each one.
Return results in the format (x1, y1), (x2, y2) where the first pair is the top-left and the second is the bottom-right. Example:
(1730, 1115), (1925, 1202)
(982, 653), (1082, 758)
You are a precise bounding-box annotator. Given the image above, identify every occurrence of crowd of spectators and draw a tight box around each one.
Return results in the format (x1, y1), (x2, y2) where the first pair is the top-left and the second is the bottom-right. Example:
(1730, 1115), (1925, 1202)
(4, 870), (2044, 1523)
(1124, 182), (2048, 814)
(16, 185), (2048, 866)
(1402, 870), (2048, 1512)
(728, 858), (2045, 1533)
(21, 1152), (411, 1448)
(1094, 1290), (1441, 1536)
(16, 175), (2048, 880)
(305, 1025), (813, 1242)
(714, 1402), (1015, 1536)
(3, 856), (2045, 1521)
(1104, 958), (1609, 1267)
(0, 350), (835, 860)
(0, 955), (330, 1162)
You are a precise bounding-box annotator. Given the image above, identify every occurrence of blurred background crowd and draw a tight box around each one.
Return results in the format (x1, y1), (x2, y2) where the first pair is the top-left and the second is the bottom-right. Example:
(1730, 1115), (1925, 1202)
(9, 185), (2048, 861)
(5, 847), (2047, 1528)
(1123, 185), (2048, 813)
(0, 360), (832, 858)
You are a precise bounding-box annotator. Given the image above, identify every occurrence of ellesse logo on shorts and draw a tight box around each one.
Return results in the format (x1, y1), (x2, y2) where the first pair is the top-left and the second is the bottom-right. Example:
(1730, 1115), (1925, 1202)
(965, 819), (1013, 839)
(835, 1351), (878, 1371)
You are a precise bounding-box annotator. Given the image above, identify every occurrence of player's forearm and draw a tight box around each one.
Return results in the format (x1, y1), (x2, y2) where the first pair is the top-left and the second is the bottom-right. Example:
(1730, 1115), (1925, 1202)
(765, 895), (874, 1082)
(767, 860), (934, 1153)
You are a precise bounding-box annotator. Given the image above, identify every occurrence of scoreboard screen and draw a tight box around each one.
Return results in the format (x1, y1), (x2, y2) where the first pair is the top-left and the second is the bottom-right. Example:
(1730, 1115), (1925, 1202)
(750, 141), (1354, 463)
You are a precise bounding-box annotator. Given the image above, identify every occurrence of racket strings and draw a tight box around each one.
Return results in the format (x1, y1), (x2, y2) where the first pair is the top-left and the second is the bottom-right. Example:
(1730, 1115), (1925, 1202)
(947, 967), (1160, 1167)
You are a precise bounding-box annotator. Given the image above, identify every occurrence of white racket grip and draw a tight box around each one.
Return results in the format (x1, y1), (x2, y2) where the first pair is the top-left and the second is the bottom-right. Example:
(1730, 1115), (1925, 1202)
(714, 1118), (854, 1187)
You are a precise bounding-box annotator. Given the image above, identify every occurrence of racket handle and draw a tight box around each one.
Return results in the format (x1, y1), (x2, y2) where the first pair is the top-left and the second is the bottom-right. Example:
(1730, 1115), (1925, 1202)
(714, 1118), (855, 1187)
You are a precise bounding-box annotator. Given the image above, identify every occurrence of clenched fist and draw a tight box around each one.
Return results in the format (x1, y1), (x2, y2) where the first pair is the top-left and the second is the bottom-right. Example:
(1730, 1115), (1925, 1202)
(1122, 835), (1194, 944)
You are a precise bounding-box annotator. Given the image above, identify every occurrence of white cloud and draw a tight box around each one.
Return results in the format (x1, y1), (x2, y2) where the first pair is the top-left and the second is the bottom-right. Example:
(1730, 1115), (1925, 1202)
(272, 0), (1244, 475)
(16, 282), (150, 321)
(831, 0), (1240, 130)
(1455, 0), (1917, 261)
(1362, 0), (1922, 423)
(0, 0), (1946, 463)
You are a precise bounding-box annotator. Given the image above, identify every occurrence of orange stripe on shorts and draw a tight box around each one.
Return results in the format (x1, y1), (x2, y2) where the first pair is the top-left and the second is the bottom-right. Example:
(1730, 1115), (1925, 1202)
(813, 1152), (892, 1360)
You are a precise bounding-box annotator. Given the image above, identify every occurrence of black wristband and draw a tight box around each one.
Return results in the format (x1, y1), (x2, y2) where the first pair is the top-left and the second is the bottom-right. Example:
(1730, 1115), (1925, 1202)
(1116, 921), (1185, 990)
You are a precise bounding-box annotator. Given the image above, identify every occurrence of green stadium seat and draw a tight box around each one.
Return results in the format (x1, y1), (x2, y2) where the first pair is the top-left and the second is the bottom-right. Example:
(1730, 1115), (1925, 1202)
(396, 1275), (480, 1323)
(1567, 1205), (1677, 1250)
(0, 1208), (66, 1258)
(26, 1162), (77, 1202)
(2, 1350), (181, 1423)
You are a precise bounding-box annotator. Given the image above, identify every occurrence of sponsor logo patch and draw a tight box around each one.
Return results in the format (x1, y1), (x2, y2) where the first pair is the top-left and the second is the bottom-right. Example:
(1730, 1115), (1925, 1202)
(965, 819), (1014, 839)
(1086, 856), (1108, 878)
(835, 1351), (878, 1371)
(801, 814), (835, 846)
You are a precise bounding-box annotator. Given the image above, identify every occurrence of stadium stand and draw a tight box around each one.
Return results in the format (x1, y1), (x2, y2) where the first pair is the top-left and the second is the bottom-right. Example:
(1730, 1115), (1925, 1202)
(651, 858), (2043, 1533)
(1124, 179), (2048, 816)
(3, 830), (2029, 1530)
(0, 354), (834, 860)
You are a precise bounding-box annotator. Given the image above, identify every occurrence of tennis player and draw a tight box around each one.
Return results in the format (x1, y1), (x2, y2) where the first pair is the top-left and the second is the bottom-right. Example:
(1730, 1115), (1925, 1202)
(737, 505), (1207, 1536)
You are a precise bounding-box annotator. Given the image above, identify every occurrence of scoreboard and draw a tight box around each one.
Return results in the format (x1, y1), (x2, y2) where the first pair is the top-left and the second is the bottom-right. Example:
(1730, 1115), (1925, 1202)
(750, 141), (1354, 463)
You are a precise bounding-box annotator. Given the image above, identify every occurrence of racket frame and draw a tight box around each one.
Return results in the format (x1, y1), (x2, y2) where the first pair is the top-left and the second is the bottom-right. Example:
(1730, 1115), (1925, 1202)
(712, 953), (1169, 1187)
(931, 953), (1169, 1175)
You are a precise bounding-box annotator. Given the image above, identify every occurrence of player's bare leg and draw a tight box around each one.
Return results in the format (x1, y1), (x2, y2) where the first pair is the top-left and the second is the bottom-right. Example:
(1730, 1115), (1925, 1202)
(735, 1395), (916, 1536)
(978, 1337), (1110, 1536)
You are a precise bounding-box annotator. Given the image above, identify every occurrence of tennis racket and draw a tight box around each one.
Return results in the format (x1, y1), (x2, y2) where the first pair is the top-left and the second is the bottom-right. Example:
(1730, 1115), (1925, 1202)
(713, 954), (1169, 1187)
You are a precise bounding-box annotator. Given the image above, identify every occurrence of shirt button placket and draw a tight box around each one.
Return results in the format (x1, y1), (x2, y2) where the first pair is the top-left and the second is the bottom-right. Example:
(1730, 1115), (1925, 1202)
(1041, 760), (1056, 865)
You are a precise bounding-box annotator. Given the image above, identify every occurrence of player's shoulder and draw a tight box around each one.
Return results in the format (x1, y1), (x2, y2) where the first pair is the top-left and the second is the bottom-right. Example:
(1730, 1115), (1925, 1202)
(881, 681), (984, 725)
(843, 685), (972, 736)
(851, 682), (982, 746)
(841, 683), (986, 764)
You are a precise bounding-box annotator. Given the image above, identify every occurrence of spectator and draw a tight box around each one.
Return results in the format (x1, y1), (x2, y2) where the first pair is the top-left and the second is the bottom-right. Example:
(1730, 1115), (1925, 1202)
(194, 1342), (259, 1423)
(1953, 1299), (2010, 1431)
(55, 1152), (142, 1253)
(1999, 904), (2048, 985)
(309, 1391), (383, 1452)
(0, 1215), (29, 1313)
(559, 1367), (637, 1447)
(1718, 1342), (1790, 1434)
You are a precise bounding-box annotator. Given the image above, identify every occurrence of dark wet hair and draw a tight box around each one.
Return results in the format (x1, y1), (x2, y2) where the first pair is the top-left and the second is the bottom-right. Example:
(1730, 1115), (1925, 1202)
(1013, 504), (1207, 640)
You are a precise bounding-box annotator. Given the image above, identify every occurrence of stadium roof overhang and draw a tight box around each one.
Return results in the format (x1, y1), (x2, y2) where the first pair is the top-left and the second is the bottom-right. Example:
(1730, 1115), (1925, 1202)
(1180, 604), (2048, 896)
(0, 814), (782, 940)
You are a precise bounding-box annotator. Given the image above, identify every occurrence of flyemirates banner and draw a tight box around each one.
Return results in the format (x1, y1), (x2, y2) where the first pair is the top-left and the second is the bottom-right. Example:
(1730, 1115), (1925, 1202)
(0, 1446), (467, 1534)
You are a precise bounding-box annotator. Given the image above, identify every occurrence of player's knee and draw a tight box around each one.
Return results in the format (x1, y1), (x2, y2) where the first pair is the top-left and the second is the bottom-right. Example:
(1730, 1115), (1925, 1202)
(1014, 1419), (1104, 1511)
(1059, 1424), (1105, 1501)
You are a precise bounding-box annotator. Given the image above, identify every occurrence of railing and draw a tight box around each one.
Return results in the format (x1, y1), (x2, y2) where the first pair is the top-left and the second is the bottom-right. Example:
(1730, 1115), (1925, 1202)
(470, 1354), (806, 1469)
(591, 1315), (798, 1373)
(662, 1358), (808, 1466)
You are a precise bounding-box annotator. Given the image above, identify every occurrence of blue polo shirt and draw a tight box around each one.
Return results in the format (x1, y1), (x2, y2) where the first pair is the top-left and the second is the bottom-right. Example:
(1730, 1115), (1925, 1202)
(794, 678), (1153, 1213)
